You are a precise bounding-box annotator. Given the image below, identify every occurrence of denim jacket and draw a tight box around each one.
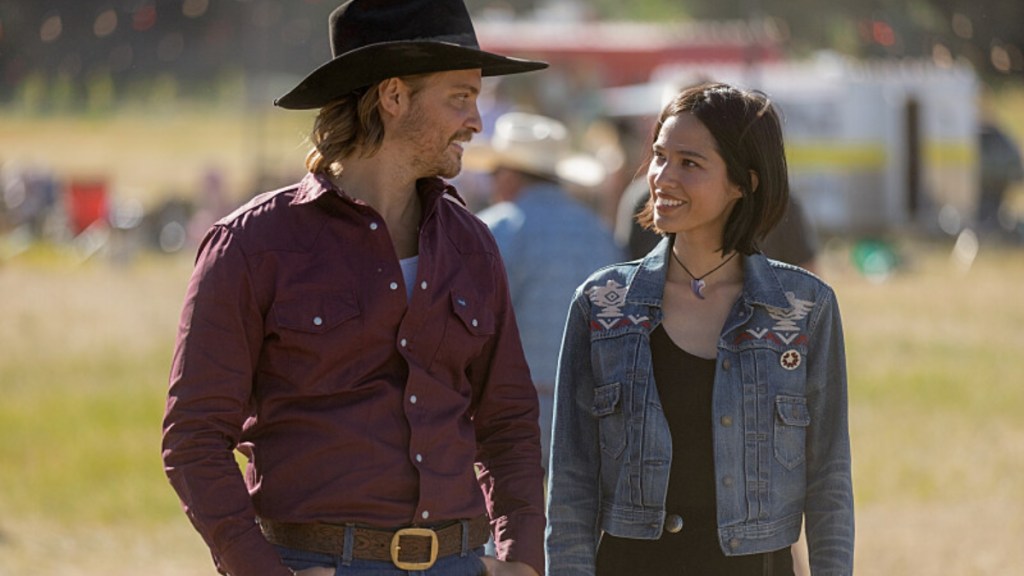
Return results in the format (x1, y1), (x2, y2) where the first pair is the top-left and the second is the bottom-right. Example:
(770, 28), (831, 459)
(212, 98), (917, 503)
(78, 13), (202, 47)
(545, 237), (854, 575)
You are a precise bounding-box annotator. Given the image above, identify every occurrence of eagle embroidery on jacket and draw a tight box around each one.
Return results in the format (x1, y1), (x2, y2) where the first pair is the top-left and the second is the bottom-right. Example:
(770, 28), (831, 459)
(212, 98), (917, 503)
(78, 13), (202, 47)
(735, 291), (815, 347)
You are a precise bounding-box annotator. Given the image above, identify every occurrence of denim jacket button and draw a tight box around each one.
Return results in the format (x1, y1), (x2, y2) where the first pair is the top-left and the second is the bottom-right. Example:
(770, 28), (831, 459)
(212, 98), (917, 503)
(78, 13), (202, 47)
(722, 358), (731, 371)
(722, 475), (734, 487)
(720, 415), (733, 427)
(729, 538), (741, 550)
(665, 514), (684, 534)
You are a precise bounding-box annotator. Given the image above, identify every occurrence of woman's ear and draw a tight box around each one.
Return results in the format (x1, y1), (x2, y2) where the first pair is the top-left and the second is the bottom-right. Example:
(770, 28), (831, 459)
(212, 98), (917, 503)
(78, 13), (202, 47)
(749, 169), (760, 193)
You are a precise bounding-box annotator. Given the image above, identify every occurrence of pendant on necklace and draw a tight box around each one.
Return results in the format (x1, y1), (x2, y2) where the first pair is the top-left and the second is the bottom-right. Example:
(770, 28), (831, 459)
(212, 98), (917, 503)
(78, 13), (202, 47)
(691, 278), (707, 299)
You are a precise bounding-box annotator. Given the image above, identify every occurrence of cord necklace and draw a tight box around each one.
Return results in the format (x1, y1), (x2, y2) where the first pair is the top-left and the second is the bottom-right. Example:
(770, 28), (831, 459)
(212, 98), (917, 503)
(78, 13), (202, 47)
(671, 249), (737, 300)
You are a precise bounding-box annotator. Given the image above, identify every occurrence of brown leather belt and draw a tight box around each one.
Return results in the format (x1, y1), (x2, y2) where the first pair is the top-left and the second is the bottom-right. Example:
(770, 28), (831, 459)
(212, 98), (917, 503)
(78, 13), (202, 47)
(259, 514), (490, 571)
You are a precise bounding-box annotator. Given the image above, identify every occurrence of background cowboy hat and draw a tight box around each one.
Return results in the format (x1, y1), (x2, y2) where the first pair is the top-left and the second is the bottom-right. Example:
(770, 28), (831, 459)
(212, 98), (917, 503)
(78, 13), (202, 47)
(274, 0), (548, 110)
(463, 112), (607, 189)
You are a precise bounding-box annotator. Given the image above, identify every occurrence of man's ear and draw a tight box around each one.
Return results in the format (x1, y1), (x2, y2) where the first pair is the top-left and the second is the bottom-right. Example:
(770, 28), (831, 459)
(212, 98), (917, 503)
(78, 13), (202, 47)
(378, 77), (407, 118)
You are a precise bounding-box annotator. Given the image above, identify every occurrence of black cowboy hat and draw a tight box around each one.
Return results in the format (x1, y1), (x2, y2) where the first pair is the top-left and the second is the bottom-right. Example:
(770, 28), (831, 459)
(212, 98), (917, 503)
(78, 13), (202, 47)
(274, 0), (548, 110)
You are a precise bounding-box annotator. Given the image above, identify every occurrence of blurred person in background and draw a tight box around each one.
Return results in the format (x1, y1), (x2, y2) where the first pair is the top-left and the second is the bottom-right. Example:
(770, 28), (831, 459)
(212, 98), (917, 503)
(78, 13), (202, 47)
(160, 1), (548, 575)
(546, 82), (854, 575)
(1, 162), (59, 240)
(977, 120), (1024, 240)
(469, 111), (625, 473)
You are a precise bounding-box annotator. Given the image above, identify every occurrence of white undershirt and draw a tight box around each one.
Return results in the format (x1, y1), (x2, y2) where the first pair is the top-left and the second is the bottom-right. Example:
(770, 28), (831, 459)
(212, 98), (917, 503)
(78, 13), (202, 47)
(399, 255), (419, 300)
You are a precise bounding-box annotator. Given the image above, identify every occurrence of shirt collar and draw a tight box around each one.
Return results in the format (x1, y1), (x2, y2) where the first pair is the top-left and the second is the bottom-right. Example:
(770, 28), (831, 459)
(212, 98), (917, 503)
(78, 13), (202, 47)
(291, 172), (467, 210)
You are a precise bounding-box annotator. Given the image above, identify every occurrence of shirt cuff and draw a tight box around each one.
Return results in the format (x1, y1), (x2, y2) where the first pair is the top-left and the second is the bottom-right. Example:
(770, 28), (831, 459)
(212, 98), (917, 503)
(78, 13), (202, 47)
(496, 511), (547, 576)
(215, 524), (294, 576)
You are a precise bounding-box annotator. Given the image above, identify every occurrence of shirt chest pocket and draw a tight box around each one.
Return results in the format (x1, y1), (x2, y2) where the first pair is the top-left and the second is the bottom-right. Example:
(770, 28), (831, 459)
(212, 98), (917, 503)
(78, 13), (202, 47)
(273, 291), (360, 333)
(268, 291), (363, 385)
(450, 291), (495, 337)
(429, 289), (496, 373)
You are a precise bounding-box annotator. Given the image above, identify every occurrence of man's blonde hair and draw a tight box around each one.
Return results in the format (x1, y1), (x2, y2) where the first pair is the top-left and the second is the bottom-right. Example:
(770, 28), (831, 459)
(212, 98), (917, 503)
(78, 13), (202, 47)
(305, 75), (430, 175)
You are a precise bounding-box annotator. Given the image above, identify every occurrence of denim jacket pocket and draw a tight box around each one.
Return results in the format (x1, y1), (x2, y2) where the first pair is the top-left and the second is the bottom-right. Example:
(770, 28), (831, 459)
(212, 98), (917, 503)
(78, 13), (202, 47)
(774, 395), (810, 470)
(592, 382), (626, 459)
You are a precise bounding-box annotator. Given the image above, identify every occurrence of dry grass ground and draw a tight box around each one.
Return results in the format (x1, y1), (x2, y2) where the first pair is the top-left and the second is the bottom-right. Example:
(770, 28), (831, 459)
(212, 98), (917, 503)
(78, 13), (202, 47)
(1, 237), (1022, 575)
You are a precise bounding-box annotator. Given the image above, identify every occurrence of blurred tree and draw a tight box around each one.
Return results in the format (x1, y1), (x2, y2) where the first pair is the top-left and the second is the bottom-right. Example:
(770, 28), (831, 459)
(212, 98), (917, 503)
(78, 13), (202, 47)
(0, 0), (1020, 109)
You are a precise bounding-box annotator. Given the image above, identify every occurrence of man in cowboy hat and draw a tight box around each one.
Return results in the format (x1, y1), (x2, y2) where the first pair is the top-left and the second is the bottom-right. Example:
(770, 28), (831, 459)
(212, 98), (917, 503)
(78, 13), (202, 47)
(470, 112), (624, 474)
(161, 2), (548, 575)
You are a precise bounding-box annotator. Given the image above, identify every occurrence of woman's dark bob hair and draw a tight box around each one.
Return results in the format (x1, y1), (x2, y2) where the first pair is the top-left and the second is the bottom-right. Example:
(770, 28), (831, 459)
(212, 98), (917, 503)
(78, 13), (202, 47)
(636, 81), (789, 255)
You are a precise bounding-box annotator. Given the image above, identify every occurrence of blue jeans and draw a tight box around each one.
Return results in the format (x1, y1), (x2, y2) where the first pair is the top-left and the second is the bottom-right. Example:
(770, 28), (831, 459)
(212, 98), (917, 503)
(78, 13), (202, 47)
(275, 545), (488, 575)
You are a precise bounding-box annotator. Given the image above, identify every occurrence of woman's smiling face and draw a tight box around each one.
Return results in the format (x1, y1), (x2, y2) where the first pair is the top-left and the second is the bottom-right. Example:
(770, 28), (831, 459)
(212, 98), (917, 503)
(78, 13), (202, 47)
(647, 112), (744, 239)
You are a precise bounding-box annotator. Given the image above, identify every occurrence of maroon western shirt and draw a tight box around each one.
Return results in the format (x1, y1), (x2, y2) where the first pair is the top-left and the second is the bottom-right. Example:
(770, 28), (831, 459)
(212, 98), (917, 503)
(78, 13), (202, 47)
(162, 173), (545, 576)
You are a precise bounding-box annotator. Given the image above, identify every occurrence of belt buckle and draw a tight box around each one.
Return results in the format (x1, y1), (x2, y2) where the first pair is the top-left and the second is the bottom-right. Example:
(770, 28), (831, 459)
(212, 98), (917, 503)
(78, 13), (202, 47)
(390, 527), (438, 571)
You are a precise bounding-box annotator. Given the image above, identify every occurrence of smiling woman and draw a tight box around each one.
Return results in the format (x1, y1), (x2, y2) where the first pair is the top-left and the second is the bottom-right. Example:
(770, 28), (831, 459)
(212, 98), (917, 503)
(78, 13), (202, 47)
(545, 82), (853, 576)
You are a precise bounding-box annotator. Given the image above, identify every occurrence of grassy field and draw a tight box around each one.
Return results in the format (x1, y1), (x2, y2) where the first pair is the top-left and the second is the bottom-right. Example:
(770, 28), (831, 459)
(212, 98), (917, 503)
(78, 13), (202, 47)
(1, 236), (1022, 574)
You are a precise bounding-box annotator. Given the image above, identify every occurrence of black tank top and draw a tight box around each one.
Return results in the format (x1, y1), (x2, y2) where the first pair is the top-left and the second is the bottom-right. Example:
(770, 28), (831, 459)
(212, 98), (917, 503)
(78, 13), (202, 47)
(595, 325), (793, 576)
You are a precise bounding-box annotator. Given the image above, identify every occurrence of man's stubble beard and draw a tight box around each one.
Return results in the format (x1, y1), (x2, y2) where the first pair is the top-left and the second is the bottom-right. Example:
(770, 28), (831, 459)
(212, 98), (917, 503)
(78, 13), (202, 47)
(396, 104), (469, 180)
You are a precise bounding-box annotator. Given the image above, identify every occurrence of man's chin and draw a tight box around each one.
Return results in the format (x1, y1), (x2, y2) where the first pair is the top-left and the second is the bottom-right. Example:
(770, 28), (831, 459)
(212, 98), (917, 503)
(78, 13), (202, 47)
(437, 161), (462, 180)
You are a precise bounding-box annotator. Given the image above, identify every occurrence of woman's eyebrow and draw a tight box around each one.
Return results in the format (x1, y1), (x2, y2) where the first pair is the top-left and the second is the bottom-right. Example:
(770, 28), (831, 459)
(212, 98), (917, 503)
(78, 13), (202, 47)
(653, 142), (710, 161)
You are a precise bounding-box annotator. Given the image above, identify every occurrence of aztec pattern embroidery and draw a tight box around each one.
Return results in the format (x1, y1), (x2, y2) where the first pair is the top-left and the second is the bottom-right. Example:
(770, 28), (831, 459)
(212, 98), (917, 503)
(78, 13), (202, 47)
(586, 280), (650, 331)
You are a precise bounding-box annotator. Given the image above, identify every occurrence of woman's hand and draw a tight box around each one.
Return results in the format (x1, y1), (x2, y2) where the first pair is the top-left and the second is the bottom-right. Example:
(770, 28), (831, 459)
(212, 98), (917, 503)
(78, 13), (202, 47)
(479, 556), (540, 576)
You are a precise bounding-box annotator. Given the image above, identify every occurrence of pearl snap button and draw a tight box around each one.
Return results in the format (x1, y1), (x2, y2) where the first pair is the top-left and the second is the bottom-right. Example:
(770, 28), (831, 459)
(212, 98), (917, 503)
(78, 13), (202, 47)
(665, 514), (684, 533)
(410, 395), (417, 404)
(421, 511), (430, 520)
(389, 282), (399, 290)
(369, 222), (379, 230)
(312, 316), (323, 326)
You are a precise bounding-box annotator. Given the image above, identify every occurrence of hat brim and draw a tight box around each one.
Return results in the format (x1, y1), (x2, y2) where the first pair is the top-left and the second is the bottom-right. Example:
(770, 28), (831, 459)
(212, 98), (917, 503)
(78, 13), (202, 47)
(274, 42), (547, 110)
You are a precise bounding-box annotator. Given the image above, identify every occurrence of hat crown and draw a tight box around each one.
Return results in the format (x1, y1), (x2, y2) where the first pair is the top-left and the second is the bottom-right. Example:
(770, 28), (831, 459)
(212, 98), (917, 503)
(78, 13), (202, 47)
(462, 112), (606, 188)
(493, 113), (571, 164)
(275, 0), (546, 110)
(330, 0), (480, 57)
